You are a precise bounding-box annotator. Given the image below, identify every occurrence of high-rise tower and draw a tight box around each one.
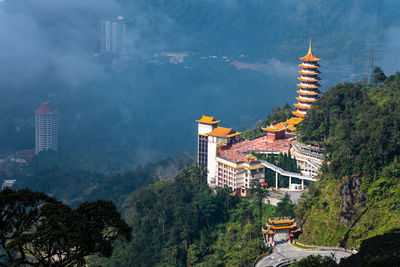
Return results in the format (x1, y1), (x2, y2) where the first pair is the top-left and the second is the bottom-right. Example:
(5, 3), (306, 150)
(100, 16), (126, 55)
(196, 115), (220, 166)
(292, 41), (321, 118)
(34, 102), (58, 155)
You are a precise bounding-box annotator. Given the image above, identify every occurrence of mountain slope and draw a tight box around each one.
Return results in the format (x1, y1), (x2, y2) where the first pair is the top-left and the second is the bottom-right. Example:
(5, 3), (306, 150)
(295, 71), (400, 247)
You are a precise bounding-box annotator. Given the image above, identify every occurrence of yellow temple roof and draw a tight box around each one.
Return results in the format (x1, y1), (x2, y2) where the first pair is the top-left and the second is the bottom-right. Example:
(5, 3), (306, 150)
(262, 122), (287, 133)
(299, 63), (319, 69)
(299, 40), (321, 62)
(297, 84), (320, 89)
(196, 115), (220, 125)
(294, 103), (311, 109)
(298, 70), (320, 76)
(208, 126), (241, 138)
(292, 110), (306, 118)
(285, 117), (303, 125)
(296, 90), (320, 96)
(297, 77), (320, 82)
(296, 97), (317, 103)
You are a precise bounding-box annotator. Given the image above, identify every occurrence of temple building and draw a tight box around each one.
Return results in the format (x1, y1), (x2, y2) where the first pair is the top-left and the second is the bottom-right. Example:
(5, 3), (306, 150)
(196, 115), (220, 166)
(196, 41), (323, 193)
(262, 217), (301, 246)
(293, 40), (321, 119)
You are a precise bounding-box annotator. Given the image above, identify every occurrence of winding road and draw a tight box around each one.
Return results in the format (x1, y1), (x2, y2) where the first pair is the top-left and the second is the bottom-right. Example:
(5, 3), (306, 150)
(255, 234), (352, 267)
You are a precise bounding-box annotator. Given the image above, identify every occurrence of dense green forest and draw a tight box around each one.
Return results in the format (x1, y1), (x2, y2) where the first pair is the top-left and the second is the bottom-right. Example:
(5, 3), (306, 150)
(294, 69), (400, 248)
(88, 164), (294, 267)
(10, 154), (191, 207)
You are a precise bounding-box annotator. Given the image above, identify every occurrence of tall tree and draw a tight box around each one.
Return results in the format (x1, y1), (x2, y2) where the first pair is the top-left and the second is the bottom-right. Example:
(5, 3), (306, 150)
(249, 179), (269, 221)
(0, 189), (131, 267)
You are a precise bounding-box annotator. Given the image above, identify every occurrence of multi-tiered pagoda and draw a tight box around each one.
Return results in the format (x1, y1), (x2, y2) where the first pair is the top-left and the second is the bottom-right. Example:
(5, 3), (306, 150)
(292, 41), (321, 118)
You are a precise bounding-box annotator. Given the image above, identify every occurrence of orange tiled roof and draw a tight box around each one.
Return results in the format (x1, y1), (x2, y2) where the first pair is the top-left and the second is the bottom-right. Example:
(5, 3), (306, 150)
(270, 219), (295, 224)
(263, 122), (287, 133)
(298, 70), (320, 76)
(296, 90), (320, 96)
(294, 103), (311, 109)
(196, 115), (220, 125)
(299, 63), (319, 69)
(292, 110), (306, 118)
(297, 77), (320, 82)
(285, 117), (303, 125)
(208, 126), (241, 138)
(296, 97), (317, 103)
(297, 84), (320, 90)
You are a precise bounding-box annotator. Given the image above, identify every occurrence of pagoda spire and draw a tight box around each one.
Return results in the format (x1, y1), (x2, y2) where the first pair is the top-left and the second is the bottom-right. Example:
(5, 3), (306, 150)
(292, 41), (321, 118)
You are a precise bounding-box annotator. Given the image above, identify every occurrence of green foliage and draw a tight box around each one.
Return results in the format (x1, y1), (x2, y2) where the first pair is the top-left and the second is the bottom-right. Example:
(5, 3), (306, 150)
(13, 156), (190, 207)
(241, 103), (293, 140)
(255, 152), (301, 188)
(0, 189), (130, 267)
(88, 165), (276, 267)
(295, 71), (400, 248)
(370, 67), (387, 86)
(276, 193), (295, 218)
(339, 229), (400, 267)
(297, 70), (400, 179)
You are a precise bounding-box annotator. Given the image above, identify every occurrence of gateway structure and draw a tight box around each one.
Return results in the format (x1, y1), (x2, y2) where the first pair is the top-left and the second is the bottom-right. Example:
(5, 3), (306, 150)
(196, 42), (323, 193)
(262, 217), (301, 246)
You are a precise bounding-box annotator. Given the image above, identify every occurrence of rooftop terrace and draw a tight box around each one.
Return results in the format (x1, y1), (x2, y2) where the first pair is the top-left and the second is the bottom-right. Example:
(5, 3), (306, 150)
(218, 135), (294, 163)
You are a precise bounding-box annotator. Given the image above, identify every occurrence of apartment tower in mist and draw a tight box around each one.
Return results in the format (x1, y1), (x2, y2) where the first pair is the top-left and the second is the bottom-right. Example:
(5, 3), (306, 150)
(34, 102), (58, 155)
(100, 16), (126, 54)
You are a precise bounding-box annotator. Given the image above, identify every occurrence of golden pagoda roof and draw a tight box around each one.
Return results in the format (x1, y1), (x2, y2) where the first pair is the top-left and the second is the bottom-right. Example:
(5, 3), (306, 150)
(299, 40), (321, 62)
(268, 230), (274, 235)
(272, 225), (297, 230)
(294, 103), (311, 109)
(268, 219), (295, 224)
(299, 63), (319, 69)
(285, 117), (303, 125)
(196, 115), (220, 125)
(296, 90), (320, 96)
(262, 122), (287, 133)
(292, 110), (306, 118)
(208, 126), (241, 138)
(287, 125), (297, 131)
(296, 97), (317, 103)
(297, 84), (320, 89)
(298, 70), (320, 76)
(297, 77), (320, 82)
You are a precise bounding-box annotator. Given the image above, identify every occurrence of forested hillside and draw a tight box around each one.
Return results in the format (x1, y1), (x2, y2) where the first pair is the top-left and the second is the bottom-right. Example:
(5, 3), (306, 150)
(295, 69), (400, 248)
(88, 164), (294, 267)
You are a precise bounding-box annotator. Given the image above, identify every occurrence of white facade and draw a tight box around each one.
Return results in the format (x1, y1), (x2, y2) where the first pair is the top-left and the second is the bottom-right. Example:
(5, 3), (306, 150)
(215, 156), (265, 192)
(35, 113), (58, 154)
(207, 136), (218, 186)
(35, 105), (58, 155)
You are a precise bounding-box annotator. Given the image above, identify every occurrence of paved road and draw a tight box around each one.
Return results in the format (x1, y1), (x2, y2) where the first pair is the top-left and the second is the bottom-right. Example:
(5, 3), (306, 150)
(255, 234), (352, 267)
